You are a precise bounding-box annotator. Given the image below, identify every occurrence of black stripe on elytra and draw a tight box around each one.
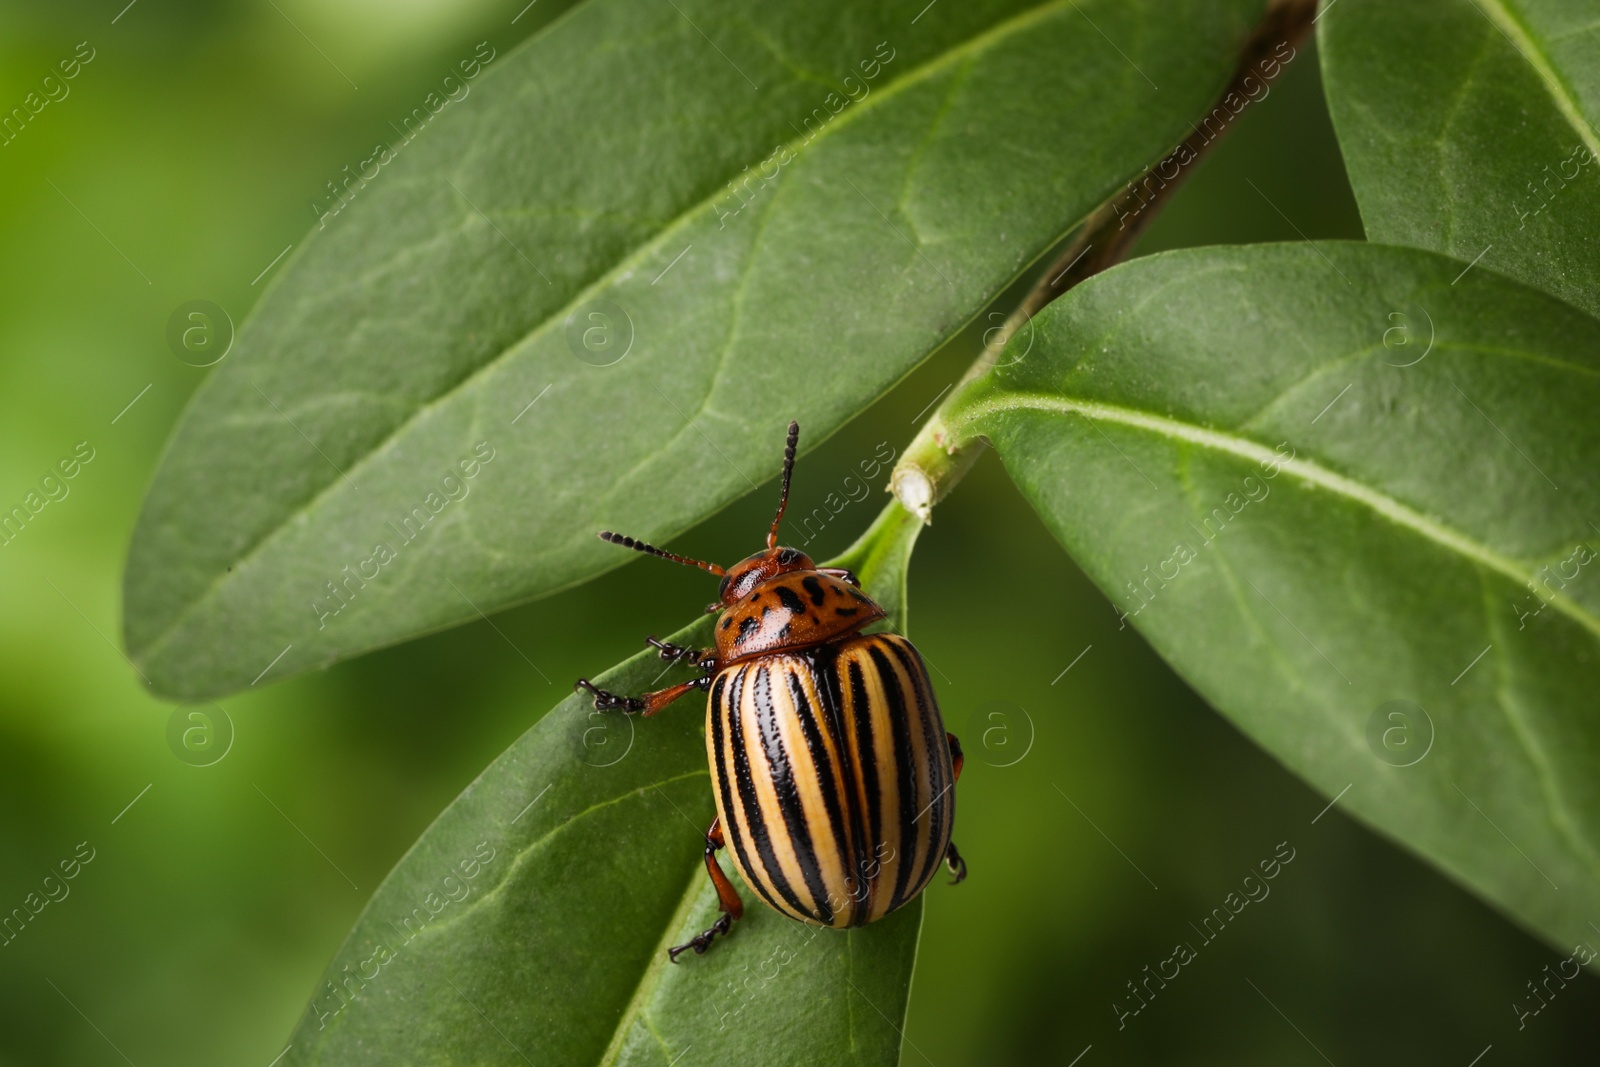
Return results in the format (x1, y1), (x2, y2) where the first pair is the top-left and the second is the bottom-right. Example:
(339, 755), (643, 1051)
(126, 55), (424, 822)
(891, 636), (949, 899)
(889, 637), (953, 896)
(845, 654), (882, 917)
(727, 664), (809, 919)
(754, 664), (834, 924)
(712, 670), (781, 915)
(870, 641), (922, 911)
(787, 664), (853, 916)
(812, 643), (868, 923)
(775, 584), (806, 615)
(801, 575), (827, 606)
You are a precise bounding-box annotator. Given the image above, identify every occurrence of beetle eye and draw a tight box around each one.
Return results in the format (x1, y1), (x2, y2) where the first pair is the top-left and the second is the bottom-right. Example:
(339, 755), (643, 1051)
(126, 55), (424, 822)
(718, 573), (733, 600)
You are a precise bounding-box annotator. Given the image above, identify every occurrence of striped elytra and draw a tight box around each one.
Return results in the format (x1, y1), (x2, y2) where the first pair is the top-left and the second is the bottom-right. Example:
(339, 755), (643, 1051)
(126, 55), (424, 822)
(575, 420), (964, 960)
(709, 633), (954, 928)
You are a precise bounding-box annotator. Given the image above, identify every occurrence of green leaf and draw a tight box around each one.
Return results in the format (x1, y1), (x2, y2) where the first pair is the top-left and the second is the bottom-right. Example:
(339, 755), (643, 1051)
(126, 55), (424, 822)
(947, 242), (1600, 952)
(1319, 0), (1600, 316)
(123, 0), (1268, 700)
(281, 506), (926, 1066)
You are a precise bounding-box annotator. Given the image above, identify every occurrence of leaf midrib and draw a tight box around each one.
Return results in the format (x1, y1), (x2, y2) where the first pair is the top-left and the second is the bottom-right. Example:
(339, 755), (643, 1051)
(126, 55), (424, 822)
(297, 766), (711, 1063)
(595, 859), (709, 1067)
(951, 390), (1600, 640)
(1471, 0), (1600, 161)
(963, 389), (1600, 894)
(131, 0), (1087, 670)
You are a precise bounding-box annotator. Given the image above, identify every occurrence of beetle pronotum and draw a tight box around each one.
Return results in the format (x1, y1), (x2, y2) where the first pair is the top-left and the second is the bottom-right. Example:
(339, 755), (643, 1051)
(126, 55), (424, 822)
(577, 421), (965, 960)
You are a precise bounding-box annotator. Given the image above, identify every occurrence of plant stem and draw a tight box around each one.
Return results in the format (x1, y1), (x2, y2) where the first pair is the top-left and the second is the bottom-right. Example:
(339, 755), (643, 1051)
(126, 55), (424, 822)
(888, 0), (1319, 524)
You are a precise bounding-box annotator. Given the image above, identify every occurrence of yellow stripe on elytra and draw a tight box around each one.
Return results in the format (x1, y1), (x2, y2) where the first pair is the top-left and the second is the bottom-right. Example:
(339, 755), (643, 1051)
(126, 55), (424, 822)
(739, 665), (819, 923)
(775, 660), (854, 925)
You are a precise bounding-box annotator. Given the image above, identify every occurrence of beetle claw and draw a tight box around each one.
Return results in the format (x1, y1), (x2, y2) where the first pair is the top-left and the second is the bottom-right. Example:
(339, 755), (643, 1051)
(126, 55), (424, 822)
(667, 912), (732, 962)
(574, 678), (644, 713)
(945, 841), (967, 885)
(646, 636), (699, 665)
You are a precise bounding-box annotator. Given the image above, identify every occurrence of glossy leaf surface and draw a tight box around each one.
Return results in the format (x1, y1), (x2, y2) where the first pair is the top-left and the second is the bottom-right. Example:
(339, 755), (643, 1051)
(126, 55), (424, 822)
(123, 0), (1264, 700)
(1320, 0), (1600, 316)
(950, 242), (1600, 953)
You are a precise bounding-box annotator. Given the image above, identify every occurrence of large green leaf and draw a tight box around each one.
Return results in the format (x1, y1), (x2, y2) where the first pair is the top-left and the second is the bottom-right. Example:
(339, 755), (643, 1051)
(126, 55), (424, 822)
(1319, 0), (1600, 317)
(122, 0), (1268, 701)
(944, 242), (1600, 953)
(283, 505), (930, 1065)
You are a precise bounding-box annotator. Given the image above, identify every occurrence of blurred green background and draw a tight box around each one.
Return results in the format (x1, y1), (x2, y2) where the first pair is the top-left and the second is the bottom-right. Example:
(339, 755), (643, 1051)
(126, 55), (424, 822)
(1, 1), (1595, 1064)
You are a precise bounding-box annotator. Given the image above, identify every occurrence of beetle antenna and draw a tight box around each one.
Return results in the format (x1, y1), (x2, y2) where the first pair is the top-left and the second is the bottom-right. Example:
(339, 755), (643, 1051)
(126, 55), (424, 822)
(767, 420), (800, 549)
(598, 531), (725, 576)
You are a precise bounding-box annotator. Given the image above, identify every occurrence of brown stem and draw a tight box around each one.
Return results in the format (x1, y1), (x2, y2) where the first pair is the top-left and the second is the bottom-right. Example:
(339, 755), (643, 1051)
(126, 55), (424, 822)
(1017, 0), (1319, 321)
(889, 0), (1319, 522)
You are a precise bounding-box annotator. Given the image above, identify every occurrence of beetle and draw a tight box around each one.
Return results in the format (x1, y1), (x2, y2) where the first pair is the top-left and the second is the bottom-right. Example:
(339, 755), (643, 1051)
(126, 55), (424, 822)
(576, 421), (965, 961)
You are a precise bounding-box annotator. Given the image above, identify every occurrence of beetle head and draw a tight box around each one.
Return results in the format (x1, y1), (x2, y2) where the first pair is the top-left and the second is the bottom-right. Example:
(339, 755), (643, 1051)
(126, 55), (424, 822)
(717, 545), (815, 605)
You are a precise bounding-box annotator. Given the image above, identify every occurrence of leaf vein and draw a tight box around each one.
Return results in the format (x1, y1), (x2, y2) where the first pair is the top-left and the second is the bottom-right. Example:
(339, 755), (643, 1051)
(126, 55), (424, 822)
(131, 0), (1086, 669)
(1472, 0), (1600, 163)
(1478, 568), (1600, 884)
(954, 391), (1600, 640)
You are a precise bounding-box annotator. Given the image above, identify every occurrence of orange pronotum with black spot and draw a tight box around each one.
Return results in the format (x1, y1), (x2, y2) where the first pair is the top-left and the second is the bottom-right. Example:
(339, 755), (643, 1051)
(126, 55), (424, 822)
(576, 421), (965, 961)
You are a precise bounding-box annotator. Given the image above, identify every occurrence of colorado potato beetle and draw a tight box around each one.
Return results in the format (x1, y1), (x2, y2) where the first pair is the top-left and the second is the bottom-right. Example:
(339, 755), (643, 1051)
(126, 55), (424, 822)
(576, 421), (965, 961)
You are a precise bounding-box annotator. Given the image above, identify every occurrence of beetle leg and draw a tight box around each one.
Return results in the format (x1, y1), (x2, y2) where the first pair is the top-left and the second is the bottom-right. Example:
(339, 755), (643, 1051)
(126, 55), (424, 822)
(669, 817), (744, 962)
(637, 677), (712, 716)
(573, 678), (644, 713)
(944, 841), (968, 885)
(944, 732), (966, 883)
(645, 636), (717, 673)
(817, 566), (861, 587)
(574, 675), (711, 716)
